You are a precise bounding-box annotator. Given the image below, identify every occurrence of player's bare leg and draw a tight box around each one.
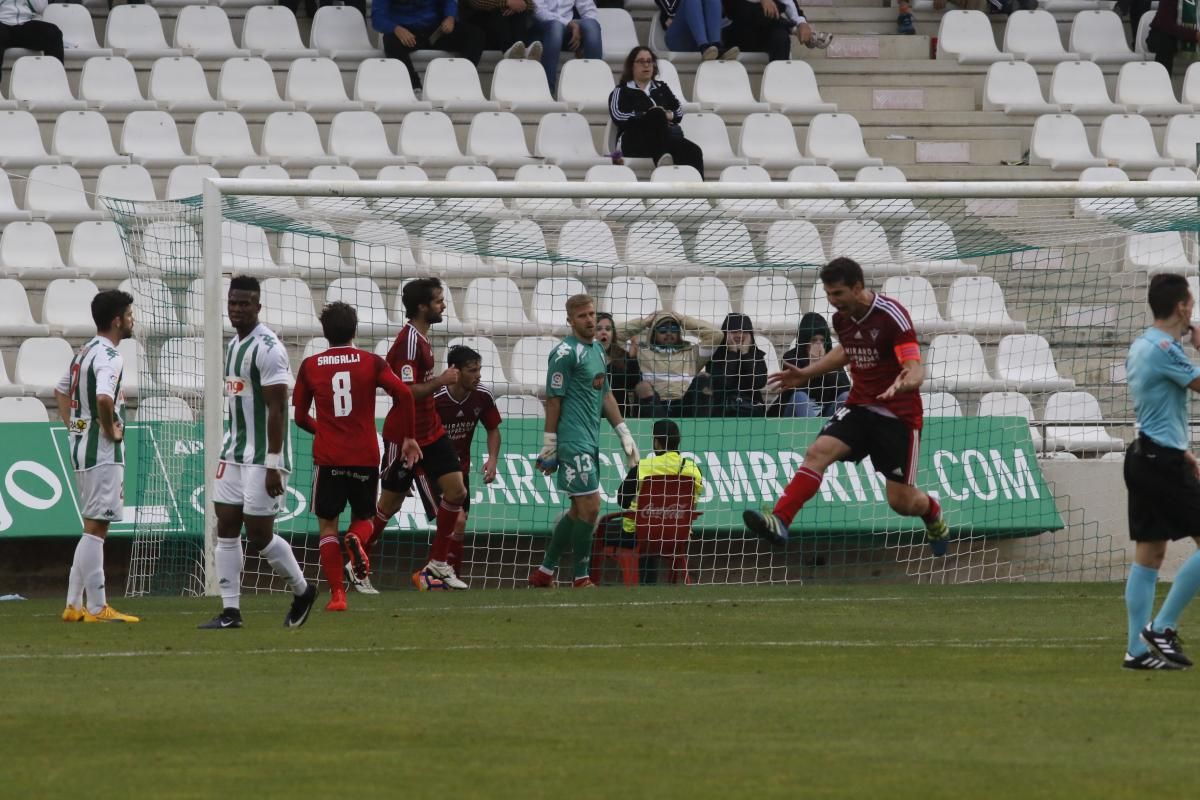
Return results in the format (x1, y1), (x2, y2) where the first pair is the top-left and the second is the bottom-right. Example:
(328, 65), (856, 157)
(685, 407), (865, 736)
(744, 435), (848, 546)
(885, 481), (948, 557)
(317, 517), (348, 611)
(418, 471), (470, 590)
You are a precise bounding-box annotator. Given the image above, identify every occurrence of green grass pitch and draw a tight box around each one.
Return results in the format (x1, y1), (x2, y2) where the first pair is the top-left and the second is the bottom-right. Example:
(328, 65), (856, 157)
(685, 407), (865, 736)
(0, 583), (1191, 799)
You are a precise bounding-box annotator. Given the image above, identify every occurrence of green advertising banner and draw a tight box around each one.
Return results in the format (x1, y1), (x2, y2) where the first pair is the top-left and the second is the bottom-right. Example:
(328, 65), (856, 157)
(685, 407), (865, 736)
(0, 417), (1062, 540)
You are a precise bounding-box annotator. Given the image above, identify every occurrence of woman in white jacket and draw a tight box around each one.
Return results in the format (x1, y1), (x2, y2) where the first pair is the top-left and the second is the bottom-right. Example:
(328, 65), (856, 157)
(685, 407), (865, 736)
(0, 0), (63, 74)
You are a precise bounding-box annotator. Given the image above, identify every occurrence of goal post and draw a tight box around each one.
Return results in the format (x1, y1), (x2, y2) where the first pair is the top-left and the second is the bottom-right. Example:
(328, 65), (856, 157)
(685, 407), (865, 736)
(106, 177), (1200, 595)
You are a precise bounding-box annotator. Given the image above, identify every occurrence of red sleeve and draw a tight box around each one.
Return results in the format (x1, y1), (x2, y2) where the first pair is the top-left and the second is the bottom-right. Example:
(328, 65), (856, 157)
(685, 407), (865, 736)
(292, 362), (316, 435)
(376, 355), (414, 439)
(481, 396), (502, 430)
(386, 332), (419, 385)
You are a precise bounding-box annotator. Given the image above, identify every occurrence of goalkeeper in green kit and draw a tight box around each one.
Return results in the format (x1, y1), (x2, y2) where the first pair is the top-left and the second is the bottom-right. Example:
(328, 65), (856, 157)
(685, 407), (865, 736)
(530, 294), (640, 588)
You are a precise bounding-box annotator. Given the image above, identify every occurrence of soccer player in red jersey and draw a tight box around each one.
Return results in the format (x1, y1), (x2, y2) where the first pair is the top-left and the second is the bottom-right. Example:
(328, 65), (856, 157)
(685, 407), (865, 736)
(405, 344), (502, 579)
(293, 302), (421, 611)
(743, 258), (950, 555)
(369, 278), (474, 590)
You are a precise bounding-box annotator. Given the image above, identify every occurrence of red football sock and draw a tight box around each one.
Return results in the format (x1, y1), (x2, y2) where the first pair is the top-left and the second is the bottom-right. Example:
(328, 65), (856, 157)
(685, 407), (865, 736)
(773, 466), (823, 526)
(364, 508), (390, 552)
(921, 495), (941, 525)
(429, 500), (461, 563)
(448, 535), (465, 572)
(318, 535), (344, 595)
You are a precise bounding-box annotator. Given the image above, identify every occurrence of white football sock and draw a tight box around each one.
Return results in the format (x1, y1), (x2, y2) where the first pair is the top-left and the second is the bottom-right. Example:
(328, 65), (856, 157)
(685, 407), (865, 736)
(260, 534), (308, 596)
(66, 542), (84, 609)
(77, 533), (106, 615)
(215, 537), (244, 610)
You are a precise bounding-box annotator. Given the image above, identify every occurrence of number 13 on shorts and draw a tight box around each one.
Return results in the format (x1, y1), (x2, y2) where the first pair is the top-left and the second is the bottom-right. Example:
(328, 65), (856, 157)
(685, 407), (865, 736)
(556, 448), (600, 495)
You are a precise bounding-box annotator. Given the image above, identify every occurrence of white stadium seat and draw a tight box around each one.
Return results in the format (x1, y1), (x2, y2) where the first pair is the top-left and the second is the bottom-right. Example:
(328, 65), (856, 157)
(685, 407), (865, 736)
(120, 111), (199, 168)
(158, 337), (205, 394)
(558, 219), (619, 277)
(493, 59), (568, 113)
(488, 219), (557, 279)
(286, 57), (364, 113)
(760, 60), (837, 114)
(922, 392), (963, 417)
(1029, 113), (1106, 170)
(117, 338), (151, 399)
(191, 111), (268, 169)
(166, 164), (221, 201)
(52, 111), (130, 169)
(852, 166), (925, 218)
(0, 221), (67, 278)
(222, 220), (284, 276)
(880, 276), (953, 334)
(996, 334), (1076, 391)
(694, 219), (758, 268)
(10, 56), (85, 111)
(738, 112), (812, 170)
(600, 276), (663, 324)
(261, 111), (339, 169)
(926, 334), (1006, 392)
(532, 277), (587, 328)
(79, 56), (157, 113)
(398, 111), (477, 169)
(136, 396), (194, 422)
(1115, 61), (1193, 115)
(535, 113), (609, 170)
(0, 396), (49, 422)
(978, 391), (1043, 450)
(95, 163), (156, 204)
(672, 276), (731, 325)
(463, 277), (540, 335)
(43, 278), (99, 336)
(1163, 115), (1200, 168)
(582, 164), (643, 219)
(466, 112), (539, 169)
(623, 220), (692, 278)
(418, 220), (489, 276)
(42, 3), (111, 59)
(830, 220), (905, 276)
(896, 220), (976, 275)
(354, 59), (431, 112)
(310, 6), (379, 61)
(655, 59), (698, 113)
(423, 58), (498, 113)
(1125, 231), (1199, 275)
(173, 6), (249, 59)
(260, 277), (320, 336)
(937, 10), (1013, 64)
(693, 61), (769, 114)
(1098, 114), (1179, 170)
(983, 61), (1062, 114)
(0, 356), (23, 397)
(241, 5), (318, 58)
(441, 165), (507, 219)
(805, 113), (883, 168)
(16, 338), (75, 397)
(510, 337), (559, 395)
(72, 221), (129, 280)
(218, 58), (295, 113)
(1069, 10), (1144, 64)
(329, 111), (407, 169)
(149, 57), (226, 113)
(946, 276), (1025, 334)
(0, 110), (60, 168)
(717, 165), (788, 220)
(0, 279), (49, 336)
(26, 164), (102, 223)
(648, 164), (711, 219)
(558, 59), (614, 112)
(0, 170), (30, 223)
(351, 220), (421, 280)
(783, 166), (849, 217)
(596, 8), (639, 61)
(1049, 61), (1125, 114)
(764, 219), (826, 268)
(279, 224), (352, 281)
(120, 277), (185, 335)
(495, 395), (543, 418)
(1003, 10), (1079, 63)
(1043, 391), (1124, 453)
(679, 112), (748, 172)
(741, 276), (800, 334)
(105, 5), (182, 59)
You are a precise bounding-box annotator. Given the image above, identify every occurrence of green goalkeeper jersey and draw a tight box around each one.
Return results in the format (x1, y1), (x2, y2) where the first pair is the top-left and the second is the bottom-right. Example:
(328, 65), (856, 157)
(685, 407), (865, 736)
(546, 334), (609, 450)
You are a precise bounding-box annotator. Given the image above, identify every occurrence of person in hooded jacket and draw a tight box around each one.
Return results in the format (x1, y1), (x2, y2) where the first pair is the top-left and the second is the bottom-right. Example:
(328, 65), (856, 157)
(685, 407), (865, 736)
(778, 311), (851, 418)
(623, 311), (724, 417)
(596, 312), (643, 417)
(703, 313), (769, 417)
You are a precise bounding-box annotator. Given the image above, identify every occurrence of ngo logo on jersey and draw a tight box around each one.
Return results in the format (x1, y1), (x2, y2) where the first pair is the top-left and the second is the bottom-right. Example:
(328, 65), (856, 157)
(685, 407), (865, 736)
(224, 376), (246, 396)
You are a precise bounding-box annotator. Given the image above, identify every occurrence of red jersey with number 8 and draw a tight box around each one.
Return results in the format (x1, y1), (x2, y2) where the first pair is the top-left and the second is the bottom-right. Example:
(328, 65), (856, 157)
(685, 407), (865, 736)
(293, 347), (414, 467)
(384, 323), (445, 446)
(831, 293), (924, 431)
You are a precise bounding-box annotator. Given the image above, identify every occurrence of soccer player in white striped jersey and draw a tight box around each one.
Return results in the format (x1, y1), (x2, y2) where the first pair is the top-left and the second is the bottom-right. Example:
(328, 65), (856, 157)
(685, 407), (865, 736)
(199, 276), (318, 630)
(55, 289), (140, 623)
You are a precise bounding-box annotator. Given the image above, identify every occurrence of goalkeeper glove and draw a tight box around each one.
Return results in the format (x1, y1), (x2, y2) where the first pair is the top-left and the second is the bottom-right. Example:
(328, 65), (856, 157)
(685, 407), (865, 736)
(615, 422), (640, 468)
(536, 432), (558, 474)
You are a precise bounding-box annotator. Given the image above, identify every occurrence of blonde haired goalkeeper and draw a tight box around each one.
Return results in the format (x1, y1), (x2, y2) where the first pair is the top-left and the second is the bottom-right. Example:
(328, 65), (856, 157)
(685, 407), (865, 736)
(529, 294), (640, 588)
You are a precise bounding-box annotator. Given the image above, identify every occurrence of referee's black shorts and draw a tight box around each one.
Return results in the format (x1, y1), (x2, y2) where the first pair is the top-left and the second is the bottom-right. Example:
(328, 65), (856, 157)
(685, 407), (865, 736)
(1124, 435), (1200, 542)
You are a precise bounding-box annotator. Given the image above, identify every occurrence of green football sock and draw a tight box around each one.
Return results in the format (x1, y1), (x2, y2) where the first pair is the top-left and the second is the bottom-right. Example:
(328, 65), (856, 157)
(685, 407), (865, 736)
(572, 516), (597, 580)
(541, 514), (574, 571)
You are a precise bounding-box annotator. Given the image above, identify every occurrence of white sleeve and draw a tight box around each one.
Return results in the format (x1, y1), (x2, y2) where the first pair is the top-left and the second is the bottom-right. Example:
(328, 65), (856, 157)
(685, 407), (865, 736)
(258, 341), (292, 387)
(94, 352), (123, 399)
(777, 0), (803, 26)
(55, 364), (73, 395)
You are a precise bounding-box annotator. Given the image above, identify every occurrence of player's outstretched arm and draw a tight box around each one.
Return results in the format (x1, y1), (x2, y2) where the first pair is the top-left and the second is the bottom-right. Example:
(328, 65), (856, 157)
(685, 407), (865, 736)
(484, 426), (500, 483)
(603, 391), (639, 467)
(878, 359), (925, 401)
(768, 344), (848, 390)
(377, 359), (417, 440)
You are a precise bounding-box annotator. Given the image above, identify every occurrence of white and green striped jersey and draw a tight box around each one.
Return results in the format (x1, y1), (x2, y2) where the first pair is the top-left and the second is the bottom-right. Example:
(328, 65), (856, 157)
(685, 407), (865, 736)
(219, 323), (293, 469)
(55, 336), (125, 471)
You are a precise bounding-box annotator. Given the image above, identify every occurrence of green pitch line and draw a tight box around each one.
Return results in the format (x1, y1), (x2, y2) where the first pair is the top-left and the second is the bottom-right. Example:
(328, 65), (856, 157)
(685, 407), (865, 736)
(0, 584), (1189, 799)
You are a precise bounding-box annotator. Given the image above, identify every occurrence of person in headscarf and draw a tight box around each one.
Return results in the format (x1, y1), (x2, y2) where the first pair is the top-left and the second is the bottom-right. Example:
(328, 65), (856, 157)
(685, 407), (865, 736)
(703, 312), (769, 417)
(778, 311), (851, 417)
(596, 312), (642, 417)
(623, 311), (724, 417)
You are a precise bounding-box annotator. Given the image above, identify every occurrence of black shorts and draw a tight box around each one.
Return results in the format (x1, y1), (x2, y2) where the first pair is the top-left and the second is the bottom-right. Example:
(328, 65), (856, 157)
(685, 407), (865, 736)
(1124, 436), (1200, 542)
(380, 434), (465, 505)
(819, 405), (920, 485)
(311, 466), (378, 521)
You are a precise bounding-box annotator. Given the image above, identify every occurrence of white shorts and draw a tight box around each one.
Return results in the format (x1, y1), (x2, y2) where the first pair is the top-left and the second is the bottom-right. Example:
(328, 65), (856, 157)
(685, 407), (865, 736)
(75, 464), (124, 523)
(214, 461), (287, 517)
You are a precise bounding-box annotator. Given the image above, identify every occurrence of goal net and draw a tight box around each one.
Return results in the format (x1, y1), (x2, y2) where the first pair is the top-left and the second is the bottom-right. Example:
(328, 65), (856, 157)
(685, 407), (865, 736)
(105, 179), (1195, 595)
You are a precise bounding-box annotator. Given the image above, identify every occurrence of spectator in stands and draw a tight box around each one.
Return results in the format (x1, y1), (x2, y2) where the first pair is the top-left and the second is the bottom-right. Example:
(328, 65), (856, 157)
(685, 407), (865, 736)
(597, 312), (644, 417)
(372, 0), (487, 90)
(1148, 0), (1200, 74)
(609, 46), (705, 173)
(624, 310), (724, 417)
(462, 0), (542, 60)
(531, 0), (602, 94)
(655, 0), (739, 60)
(701, 313), (769, 417)
(0, 0), (63, 74)
(728, 0), (831, 62)
(777, 312), (850, 418)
